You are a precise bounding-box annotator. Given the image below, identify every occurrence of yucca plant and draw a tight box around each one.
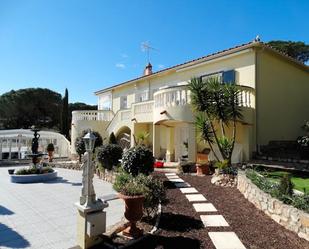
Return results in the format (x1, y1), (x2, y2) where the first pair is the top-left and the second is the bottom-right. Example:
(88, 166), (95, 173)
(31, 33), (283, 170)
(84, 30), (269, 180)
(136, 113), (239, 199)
(188, 76), (243, 166)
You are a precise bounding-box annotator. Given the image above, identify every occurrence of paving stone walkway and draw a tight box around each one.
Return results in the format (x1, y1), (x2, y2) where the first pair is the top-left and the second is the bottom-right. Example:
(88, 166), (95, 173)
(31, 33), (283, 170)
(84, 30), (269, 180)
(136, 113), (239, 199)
(0, 167), (124, 249)
(165, 173), (246, 249)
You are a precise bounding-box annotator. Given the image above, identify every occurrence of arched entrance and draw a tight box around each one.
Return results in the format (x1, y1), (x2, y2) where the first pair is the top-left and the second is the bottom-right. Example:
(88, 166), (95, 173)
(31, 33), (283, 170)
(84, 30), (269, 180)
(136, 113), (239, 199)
(116, 126), (131, 150)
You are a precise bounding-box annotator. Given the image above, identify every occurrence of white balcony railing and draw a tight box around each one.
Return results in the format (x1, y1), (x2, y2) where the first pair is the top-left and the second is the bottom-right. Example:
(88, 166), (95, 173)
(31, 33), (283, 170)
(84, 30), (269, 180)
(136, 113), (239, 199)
(120, 110), (131, 121)
(154, 85), (255, 109)
(133, 100), (154, 115)
(154, 86), (191, 108)
(238, 86), (255, 108)
(72, 110), (114, 122)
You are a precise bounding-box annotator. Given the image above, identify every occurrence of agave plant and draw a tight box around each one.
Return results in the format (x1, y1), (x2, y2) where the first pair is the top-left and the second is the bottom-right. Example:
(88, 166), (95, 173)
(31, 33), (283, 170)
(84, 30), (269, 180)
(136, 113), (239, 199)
(188, 76), (243, 165)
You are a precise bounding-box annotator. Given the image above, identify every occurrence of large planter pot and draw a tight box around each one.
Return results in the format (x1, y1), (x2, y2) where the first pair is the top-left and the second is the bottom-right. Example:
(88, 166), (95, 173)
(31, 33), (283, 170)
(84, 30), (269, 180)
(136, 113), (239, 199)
(118, 194), (144, 238)
(196, 163), (209, 176)
(47, 150), (54, 162)
(8, 169), (15, 175)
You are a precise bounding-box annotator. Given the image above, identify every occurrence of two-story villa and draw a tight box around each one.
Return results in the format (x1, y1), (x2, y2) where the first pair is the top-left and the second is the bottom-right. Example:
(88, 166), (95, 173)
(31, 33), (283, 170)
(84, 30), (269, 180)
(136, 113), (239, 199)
(71, 40), (309, 163)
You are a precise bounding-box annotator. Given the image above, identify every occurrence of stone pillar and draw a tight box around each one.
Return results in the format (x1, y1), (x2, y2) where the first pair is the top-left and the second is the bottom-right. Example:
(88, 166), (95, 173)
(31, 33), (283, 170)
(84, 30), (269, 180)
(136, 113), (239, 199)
(166, 127), (175, 162)
(153, 124), (160, 158)
(76, 204), (107, 249)
(187, 123), (197, 162)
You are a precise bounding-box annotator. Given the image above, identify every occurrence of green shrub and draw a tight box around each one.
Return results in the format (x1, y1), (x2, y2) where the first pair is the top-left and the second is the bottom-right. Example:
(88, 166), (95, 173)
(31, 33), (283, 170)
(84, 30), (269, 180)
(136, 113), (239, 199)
(177, 162), (195, 173)
(81, 130), (103, 150)
(46, 143), (54, 152)
(75, 137), (86, 162)
(278, 173), (294, 197)
(245, 169), (309, 212)
(113, 170), (145, 196)
(135, 174), (166, 218)
(96, 144), (123, 170)
(15, 167), (54, 175)
(109, 132), (117, 144)
(121, 145), (154, 176)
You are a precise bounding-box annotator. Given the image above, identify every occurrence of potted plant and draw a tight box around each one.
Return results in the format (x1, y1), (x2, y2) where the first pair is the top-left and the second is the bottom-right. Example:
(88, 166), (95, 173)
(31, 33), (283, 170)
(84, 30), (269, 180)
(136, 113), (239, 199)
(196, 163), (209, 176)
(46, 143), (55, 162)
(113, 171), (146, 238)
(8, 169), (15, 175)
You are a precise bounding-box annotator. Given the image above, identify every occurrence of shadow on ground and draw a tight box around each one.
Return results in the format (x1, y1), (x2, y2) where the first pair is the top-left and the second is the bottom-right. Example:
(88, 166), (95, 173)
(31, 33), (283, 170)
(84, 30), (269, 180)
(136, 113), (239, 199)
(158, 212), (203, 232)
(92, 234), (200, 249)
(0, 205), (14, 215)
(127, 234), (200, 249)
(42, 177), (82, 186)
(0, 205), (30, 248)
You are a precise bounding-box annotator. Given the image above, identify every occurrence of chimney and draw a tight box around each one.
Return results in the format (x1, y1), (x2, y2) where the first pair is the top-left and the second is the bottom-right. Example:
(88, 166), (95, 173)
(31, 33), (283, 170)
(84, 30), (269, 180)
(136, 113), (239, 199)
(143, 62), (153, 76)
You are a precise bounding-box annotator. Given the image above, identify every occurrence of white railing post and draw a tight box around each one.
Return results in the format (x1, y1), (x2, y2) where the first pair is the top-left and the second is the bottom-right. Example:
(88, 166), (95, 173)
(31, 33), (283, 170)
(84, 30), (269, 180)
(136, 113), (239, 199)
(0, 138), (2, 160)
(8, 138), (12, 160)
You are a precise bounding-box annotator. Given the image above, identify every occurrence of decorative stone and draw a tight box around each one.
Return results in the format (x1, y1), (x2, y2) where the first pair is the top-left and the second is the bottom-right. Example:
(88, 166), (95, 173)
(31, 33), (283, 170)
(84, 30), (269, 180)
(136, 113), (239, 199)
(271, 214), (281, 223)
(208, 232), (246, 249)
(200, 215), (229, 227)
(179, 187), (198, 194)
(193, 203), (217, 212)
(211, 175), (224, 184)
(185, 194), (207, 202)
(300, 213), (309, 228)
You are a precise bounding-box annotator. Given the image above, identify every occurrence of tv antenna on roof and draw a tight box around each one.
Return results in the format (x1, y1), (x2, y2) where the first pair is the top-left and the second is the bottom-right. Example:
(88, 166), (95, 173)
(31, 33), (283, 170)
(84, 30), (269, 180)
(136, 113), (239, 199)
(141, 41), (158, 63)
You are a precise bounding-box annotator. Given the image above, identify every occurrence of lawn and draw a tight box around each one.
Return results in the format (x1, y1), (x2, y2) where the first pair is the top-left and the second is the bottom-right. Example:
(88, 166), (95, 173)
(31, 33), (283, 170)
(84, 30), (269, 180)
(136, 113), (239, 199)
(260, 170), (309, 193)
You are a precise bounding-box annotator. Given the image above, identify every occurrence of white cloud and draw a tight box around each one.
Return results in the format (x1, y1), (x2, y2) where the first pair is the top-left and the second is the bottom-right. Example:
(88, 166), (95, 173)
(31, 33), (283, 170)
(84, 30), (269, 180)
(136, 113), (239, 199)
(115, 63), (126, 69)
(121, 53), (128, 58)
(158, 64), (165, 69)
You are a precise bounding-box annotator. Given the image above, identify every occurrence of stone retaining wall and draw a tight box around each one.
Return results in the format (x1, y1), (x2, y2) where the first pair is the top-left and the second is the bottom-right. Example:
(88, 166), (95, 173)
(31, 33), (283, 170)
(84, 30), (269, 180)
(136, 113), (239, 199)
(237, 171), (309, 241)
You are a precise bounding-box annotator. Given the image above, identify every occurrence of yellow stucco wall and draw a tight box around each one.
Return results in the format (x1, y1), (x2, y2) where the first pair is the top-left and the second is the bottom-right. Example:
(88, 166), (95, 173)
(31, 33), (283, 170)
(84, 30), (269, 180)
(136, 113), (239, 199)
(108, 49), (256, 115)
(256, 50), (309, 145)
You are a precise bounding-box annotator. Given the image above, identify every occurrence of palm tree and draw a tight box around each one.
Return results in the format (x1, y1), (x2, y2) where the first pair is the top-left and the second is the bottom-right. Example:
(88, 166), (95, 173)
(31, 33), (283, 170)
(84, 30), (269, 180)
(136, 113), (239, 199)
(188, 76), (243, 166)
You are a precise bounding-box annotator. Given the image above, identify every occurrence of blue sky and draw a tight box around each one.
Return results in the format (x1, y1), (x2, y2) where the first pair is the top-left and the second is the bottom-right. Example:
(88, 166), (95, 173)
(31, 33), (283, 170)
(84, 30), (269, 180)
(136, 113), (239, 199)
(0, 0), (308, 104)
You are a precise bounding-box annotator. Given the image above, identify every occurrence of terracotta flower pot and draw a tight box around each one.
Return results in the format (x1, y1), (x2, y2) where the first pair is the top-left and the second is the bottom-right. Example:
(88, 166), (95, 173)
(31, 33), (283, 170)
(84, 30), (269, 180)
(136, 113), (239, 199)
(47, 151), (54, 162)
(196, 163), (209, 176)
(118, 194), (144, 238)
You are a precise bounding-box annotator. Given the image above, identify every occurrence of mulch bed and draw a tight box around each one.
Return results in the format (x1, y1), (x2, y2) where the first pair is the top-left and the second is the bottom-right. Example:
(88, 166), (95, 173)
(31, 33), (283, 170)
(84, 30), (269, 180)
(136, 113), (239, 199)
(93, 173), (309, 249)
(153, 174), (309, 249)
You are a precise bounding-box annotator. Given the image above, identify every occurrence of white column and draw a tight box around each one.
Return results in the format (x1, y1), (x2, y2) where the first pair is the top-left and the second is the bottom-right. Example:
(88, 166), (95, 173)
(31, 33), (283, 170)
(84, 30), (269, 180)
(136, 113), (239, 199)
(187, 123), (197, 162)
(8, 138), (12, 160)
(166, 127), (175, 162)
(153, 124), (160, 158)
(18, 135), (21, 159)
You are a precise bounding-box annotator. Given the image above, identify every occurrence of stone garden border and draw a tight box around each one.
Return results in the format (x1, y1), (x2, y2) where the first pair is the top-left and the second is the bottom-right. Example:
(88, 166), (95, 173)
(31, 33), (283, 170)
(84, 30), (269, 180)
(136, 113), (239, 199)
(237, 171), (309, 241)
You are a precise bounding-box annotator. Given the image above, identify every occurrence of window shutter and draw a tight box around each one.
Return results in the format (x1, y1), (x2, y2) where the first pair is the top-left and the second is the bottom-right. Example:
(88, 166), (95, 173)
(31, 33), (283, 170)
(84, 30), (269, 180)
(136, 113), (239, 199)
(222, 70), (235, 84)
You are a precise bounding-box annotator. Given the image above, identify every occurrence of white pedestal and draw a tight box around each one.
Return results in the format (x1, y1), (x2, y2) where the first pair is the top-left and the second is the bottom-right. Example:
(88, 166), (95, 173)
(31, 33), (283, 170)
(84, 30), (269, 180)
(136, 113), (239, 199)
(75, 201), (108, 249)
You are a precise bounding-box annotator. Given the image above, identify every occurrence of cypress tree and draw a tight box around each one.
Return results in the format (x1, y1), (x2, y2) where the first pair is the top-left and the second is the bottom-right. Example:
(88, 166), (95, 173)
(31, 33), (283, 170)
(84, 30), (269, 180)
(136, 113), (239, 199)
(61, 88), (69, 139)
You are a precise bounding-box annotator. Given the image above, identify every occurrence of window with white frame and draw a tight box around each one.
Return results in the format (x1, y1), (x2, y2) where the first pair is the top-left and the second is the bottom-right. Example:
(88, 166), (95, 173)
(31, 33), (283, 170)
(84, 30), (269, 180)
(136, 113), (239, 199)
(120, 96), (128, 109)
(201, 70), (236, 84)
(98, 93), (111, 110)
(135, 90), (149, 102)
